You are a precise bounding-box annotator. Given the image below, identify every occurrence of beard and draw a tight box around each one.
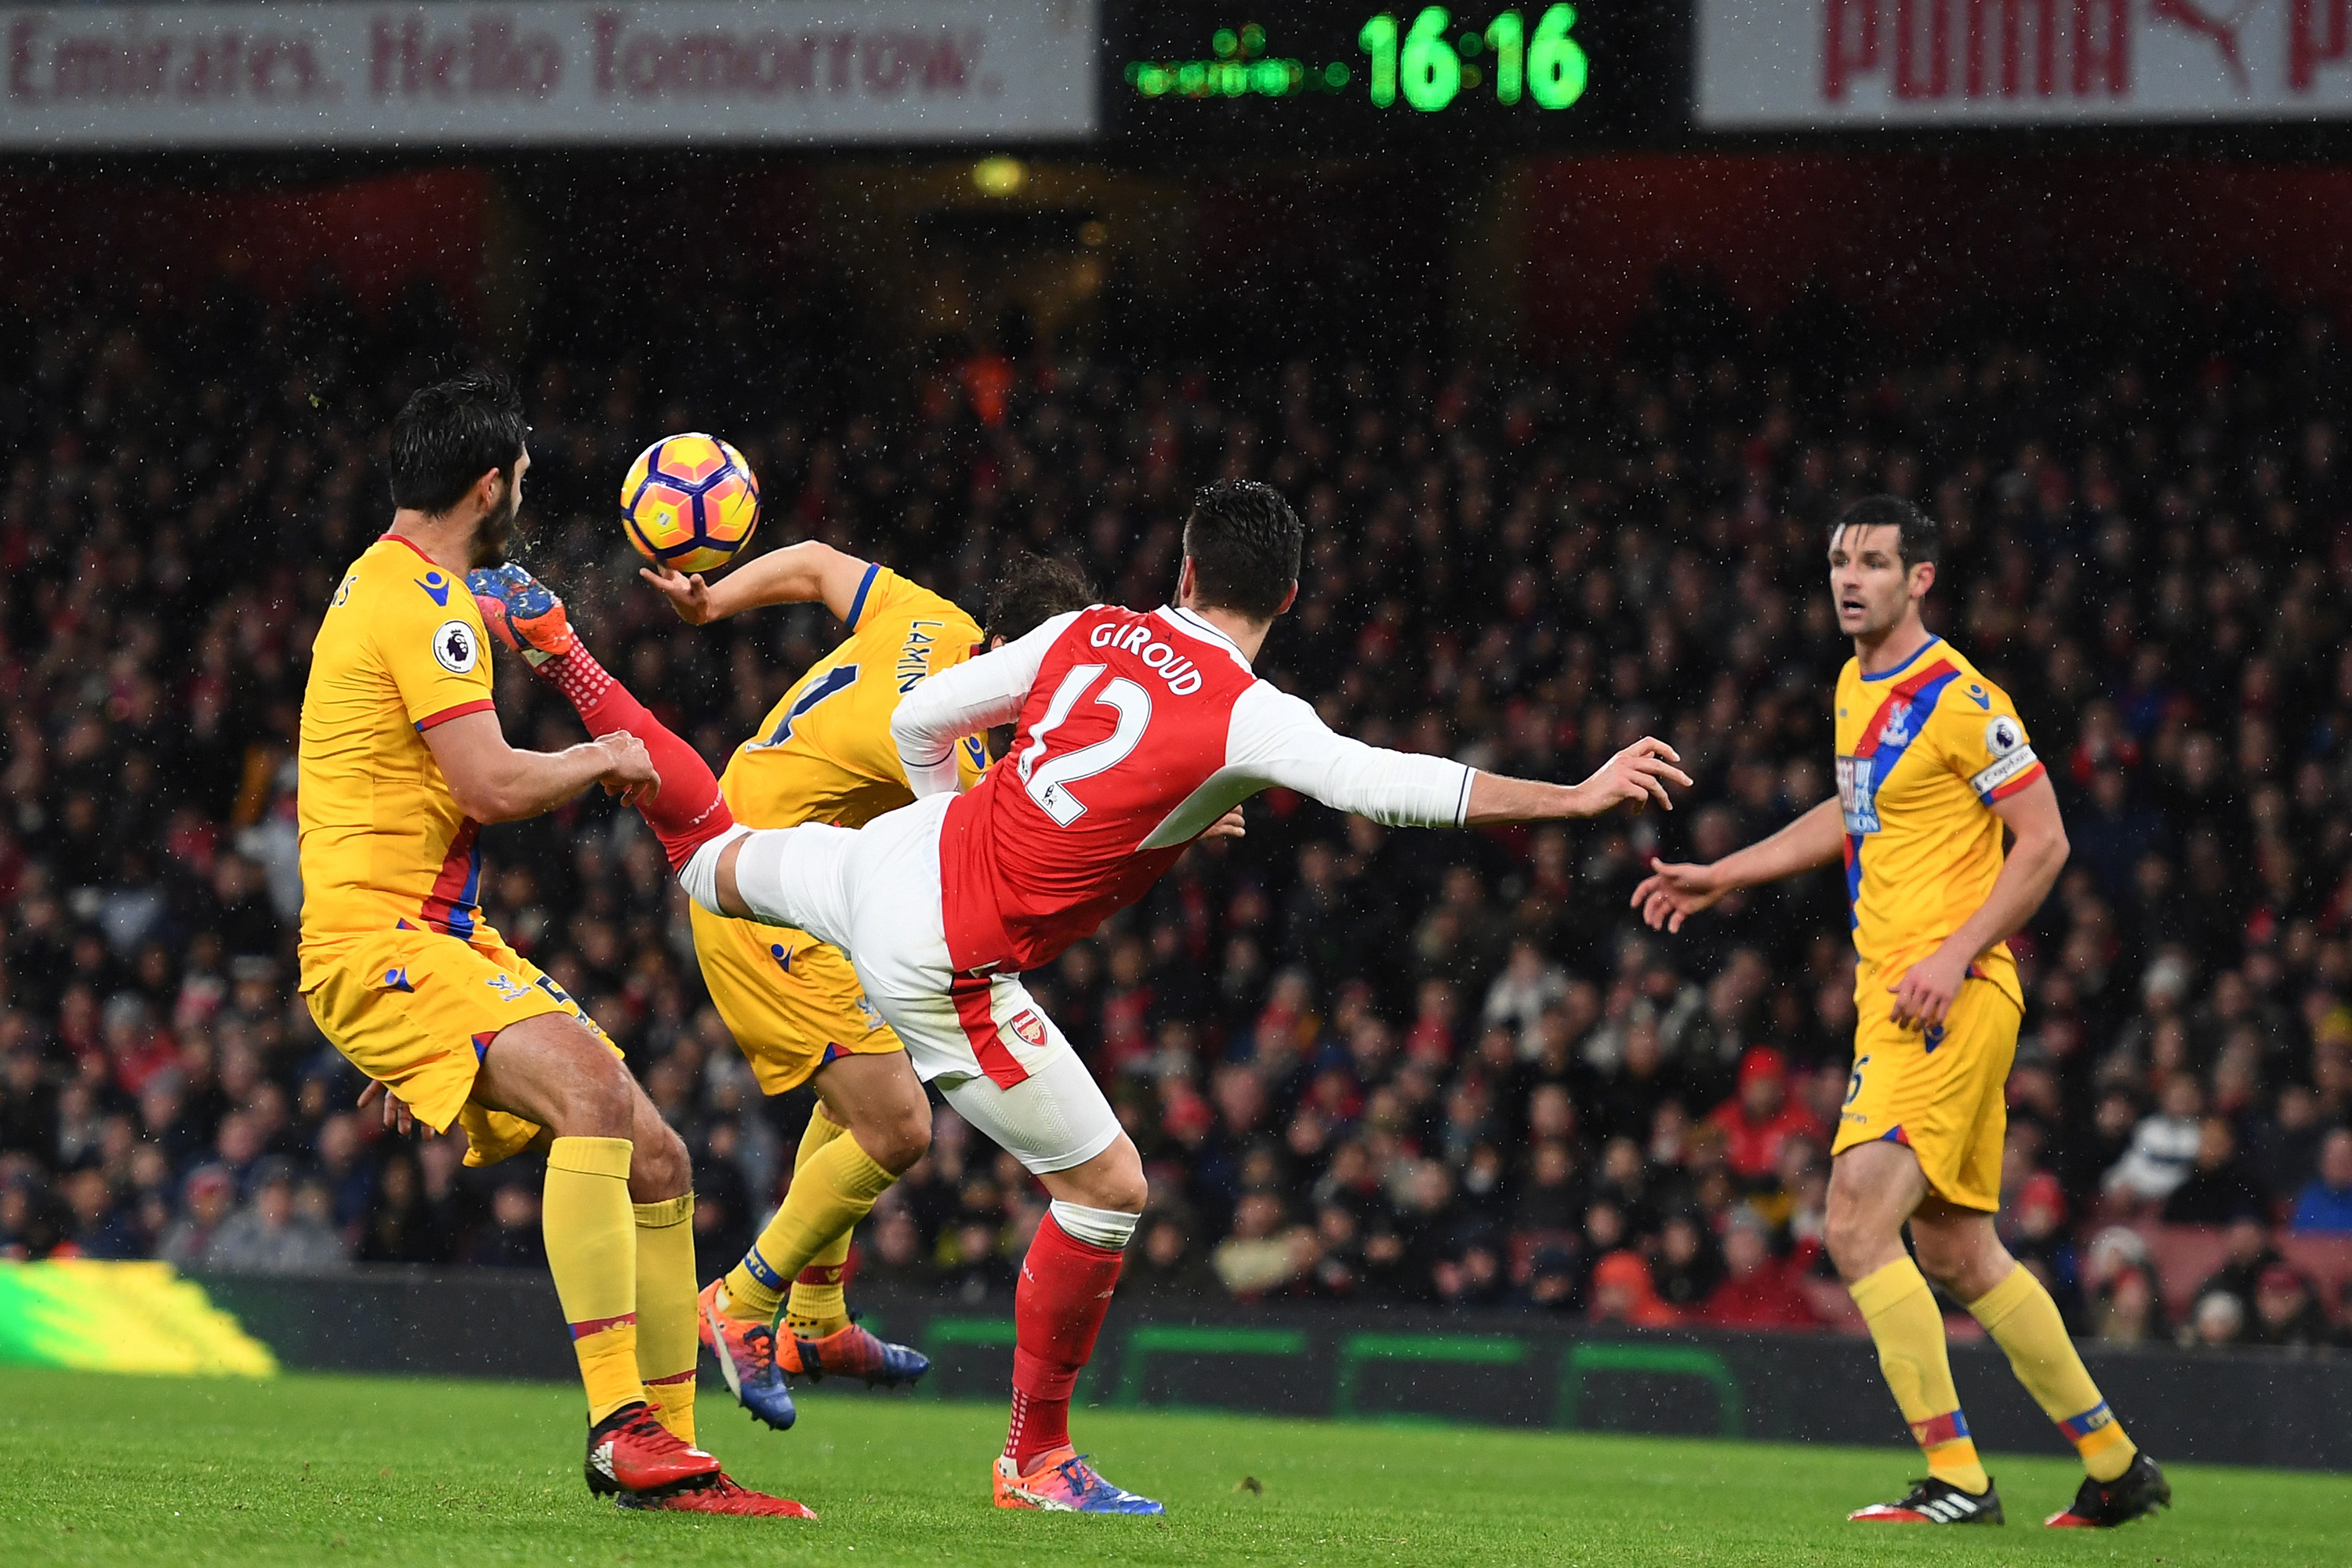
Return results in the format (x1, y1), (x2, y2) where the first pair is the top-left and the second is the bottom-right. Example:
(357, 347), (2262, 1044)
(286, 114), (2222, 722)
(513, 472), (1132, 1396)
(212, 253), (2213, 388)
(467, 478), (523, 569)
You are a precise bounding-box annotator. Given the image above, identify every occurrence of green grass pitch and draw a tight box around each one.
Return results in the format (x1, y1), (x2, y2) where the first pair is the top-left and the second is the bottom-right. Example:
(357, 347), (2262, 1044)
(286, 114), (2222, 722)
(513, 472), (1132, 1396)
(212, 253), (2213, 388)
(2, 1367), (2345, 1566)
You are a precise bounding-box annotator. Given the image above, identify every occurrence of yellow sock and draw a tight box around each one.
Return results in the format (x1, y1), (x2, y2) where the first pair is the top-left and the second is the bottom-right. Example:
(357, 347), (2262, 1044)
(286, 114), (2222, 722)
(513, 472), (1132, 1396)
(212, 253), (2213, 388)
(1850, 1258), (1988, 1494)
(544, 1136), (642, 1425)
(722, 1104), (845, 1322)
(724, 1112), (895, 1330)
(633, 1192), (699, 1445)
(1969, 1265), (2136, 1483)
(784, 1229), (854, 1340)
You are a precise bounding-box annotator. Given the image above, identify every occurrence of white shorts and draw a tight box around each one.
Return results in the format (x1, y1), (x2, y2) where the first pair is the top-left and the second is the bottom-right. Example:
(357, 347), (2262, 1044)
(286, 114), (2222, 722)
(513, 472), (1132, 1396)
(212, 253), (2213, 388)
(732, 794), (1120, 1176)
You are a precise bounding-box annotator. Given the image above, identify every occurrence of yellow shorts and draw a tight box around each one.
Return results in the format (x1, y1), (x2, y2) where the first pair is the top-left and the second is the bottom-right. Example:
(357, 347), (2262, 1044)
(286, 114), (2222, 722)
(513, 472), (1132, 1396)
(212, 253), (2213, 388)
(301, 925), (616, 1167)
(1831, 960), (2022, 1212)
(689, 900), (903, 1096)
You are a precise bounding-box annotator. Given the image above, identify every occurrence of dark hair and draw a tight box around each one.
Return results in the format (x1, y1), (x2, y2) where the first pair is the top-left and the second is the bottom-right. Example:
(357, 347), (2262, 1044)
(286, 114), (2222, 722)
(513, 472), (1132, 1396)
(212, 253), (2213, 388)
(388, 369), (527, 515)
(985, 553), (1096, 641)
(1182, 479), (1302, 621)
(1830, 495), (1941, 571)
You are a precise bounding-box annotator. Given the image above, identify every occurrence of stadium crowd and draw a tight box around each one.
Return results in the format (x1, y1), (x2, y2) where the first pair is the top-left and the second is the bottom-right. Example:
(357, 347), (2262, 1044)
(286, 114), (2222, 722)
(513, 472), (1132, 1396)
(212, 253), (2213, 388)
(5, 255), (2352, 1354)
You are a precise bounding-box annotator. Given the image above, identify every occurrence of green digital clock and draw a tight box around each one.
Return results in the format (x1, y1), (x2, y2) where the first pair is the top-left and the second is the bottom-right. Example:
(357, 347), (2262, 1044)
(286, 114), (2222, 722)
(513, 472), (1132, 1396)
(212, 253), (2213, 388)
(1105, 1), (1673, 150)
(1126, 7), (1583, 111)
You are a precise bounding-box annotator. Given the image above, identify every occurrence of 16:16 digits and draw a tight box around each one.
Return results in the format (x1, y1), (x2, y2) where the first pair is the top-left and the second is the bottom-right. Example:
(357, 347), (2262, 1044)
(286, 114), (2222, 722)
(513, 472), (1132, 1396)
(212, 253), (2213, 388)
(1358, 5), (1585, 111)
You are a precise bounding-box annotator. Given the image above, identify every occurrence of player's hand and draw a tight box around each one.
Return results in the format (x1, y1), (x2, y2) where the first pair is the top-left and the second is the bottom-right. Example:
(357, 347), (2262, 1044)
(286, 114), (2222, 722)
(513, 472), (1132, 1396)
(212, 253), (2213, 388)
(595, 730), (660, 808)
(1568, 737), (1691, 818)
(1889, 947), (1969, 1032)
(357, 1079), (421, 1137)
(1200, 806), (1247, 842)
(639, 565), (718, 624)
(1630, 858), (1730, 933)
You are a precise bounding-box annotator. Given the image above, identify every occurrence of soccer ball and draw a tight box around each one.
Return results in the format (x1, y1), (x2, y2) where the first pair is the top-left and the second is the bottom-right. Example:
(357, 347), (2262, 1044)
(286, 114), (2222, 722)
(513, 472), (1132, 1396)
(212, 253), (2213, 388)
(619, 433), (760, 576)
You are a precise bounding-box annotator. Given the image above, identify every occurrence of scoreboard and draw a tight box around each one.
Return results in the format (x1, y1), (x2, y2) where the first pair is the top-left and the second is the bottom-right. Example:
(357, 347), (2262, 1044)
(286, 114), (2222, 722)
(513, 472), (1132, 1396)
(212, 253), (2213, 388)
(1102, 0), (1684, 153)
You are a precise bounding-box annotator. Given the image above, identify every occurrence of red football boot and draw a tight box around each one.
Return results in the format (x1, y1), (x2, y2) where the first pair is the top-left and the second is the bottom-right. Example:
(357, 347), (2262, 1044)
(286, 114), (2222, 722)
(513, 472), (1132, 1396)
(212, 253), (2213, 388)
(583, 1401), (722, 1498)
(618, 1472), (817, 1519)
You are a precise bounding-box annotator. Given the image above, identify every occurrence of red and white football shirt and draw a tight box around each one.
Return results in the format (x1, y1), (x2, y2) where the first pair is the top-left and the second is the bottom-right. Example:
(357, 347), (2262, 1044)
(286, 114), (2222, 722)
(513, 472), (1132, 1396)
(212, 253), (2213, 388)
(893, 604), (1474, 976)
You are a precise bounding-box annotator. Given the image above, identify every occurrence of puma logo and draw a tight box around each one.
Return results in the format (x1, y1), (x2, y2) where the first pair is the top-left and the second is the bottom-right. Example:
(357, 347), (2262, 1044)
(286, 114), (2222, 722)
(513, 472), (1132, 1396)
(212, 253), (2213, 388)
(2149, 0), (2255, 94)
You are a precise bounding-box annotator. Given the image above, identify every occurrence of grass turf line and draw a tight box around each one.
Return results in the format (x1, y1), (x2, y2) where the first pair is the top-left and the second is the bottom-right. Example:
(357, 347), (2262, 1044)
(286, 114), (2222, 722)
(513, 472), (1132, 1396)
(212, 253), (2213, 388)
(1, 1367), (2343, 1566)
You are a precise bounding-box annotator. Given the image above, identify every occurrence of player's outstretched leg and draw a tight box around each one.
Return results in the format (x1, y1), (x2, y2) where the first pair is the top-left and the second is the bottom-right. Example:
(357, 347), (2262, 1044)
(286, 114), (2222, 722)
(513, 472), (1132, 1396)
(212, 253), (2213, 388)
(469, 564), (735, 873)
(1962, 1264), (2168, 1527)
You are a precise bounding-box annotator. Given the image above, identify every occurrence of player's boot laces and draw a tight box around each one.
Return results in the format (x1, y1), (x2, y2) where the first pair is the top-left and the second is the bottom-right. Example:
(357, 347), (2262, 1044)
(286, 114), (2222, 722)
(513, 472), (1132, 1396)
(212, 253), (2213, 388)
(1848, 1475), (2004, 1524)
(698, 1279), (797, 1431)
(2046, 1454), (2171, 1528)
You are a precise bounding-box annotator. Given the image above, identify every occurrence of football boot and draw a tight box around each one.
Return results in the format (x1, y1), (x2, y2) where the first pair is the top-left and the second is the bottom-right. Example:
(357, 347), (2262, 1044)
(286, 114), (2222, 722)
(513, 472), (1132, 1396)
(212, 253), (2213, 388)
(697, 1279), (797, 1432)
(2045, 1454), (2172, 1528)
(993, 1447), (1164, 1515)
(1849, 1475), (2004, 1524)
(467, 562), (578, 666)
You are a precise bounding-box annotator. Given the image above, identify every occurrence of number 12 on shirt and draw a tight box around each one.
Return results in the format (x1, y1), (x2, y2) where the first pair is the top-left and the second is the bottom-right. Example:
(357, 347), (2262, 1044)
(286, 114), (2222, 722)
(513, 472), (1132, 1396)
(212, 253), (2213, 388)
(1017, 663), (1154, 826)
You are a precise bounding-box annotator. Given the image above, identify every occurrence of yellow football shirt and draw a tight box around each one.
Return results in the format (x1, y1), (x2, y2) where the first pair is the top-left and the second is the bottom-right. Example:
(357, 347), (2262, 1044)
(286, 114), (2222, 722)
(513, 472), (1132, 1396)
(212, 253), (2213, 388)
(720, 564), (988, 831)
(297, 534), (501, 986)
(1832, 636), (2045, 1009)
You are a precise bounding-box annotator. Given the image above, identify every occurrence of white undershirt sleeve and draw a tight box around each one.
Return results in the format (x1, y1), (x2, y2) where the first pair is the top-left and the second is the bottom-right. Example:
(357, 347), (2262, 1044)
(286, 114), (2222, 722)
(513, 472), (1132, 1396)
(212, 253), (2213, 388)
(891, 608), (1083, 797)
(1223, 682), (1474, 828)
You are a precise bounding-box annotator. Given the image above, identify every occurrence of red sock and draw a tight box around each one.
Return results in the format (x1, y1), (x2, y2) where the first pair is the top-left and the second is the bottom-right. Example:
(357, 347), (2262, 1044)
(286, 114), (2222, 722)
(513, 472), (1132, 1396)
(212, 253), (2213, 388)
(538, 647), (734, 873)
(1004, 1213), (1123, 1472)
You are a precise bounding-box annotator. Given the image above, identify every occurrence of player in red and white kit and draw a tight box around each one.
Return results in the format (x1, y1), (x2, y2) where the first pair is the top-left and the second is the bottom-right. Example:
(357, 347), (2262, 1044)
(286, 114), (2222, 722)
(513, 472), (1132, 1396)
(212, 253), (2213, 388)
(681, 481), (1689, 1513)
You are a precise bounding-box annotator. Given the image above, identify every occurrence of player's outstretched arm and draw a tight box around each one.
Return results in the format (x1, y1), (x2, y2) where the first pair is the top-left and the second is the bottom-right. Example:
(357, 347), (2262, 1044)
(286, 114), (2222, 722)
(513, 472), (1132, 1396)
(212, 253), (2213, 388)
(1885, 774), (2069, 1029)
(423, 709), (655, 823)
(1632, 796), (1846, 932)
(640, 541), (872, 626)
(1463, 738), (1695, 823)
(1217, 689), (1689, 834)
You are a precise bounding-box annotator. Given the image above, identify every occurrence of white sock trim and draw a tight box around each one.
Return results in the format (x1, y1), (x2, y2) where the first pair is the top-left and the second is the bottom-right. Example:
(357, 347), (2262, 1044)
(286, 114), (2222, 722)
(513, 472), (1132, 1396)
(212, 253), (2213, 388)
(676, 823), (752, 914)
(1050, 1200), (1138, 1252)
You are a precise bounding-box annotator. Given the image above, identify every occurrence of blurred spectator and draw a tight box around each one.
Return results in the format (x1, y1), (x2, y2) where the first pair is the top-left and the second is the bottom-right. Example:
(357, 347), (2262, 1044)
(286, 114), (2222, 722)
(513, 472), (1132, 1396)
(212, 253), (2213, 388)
(2159, 1116), (2274, 1225)
(60, 1166), (140, 1260)
(1652, 1212), (1722, 1312)
(2189, 1290), (2247, 1348)
(1708, 1049), (1817, 1183)
(2194, 1217), (2286, 1319)
(1483, 940), (1572, 1054)
(1126, 1207), (1221, 1300)
(1588, 1250), (1681, 1328)
(1700, 1210), (1822, 1330)
(204, 1158), (349, 1274)
(2291, 1128), (2352, 1232)
(158, 1166), (237, 1269)
(469, 1181), (547, 1269)
(2103, 1078), (2205, 1207)
(2248, 1265), (2335, 1350)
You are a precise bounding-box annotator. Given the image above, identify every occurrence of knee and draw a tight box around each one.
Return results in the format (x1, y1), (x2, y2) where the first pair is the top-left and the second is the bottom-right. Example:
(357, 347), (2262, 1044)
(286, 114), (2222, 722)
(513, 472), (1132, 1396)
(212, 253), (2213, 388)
(633, 1118), (691, 1199)
(1913, 1229), (2006, 1304)
(1099, 1167), (1149, 1215)
(549, 1042), (636, 1140)
(1070, 1144), (1148, 1216)
(858, 1095), (931, 1175)
(1824, 1203), (1891, 1283)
